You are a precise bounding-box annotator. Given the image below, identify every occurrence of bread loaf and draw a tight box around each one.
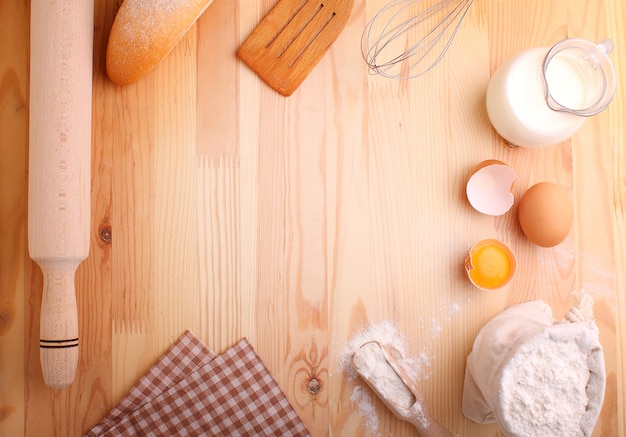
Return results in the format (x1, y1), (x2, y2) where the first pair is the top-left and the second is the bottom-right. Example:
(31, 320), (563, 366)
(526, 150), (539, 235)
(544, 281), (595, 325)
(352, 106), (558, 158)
(106, 0), (214, 85)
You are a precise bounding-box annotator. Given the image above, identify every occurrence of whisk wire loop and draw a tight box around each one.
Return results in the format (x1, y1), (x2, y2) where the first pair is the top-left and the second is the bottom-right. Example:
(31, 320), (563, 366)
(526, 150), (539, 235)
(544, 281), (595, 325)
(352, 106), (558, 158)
(362, 0), (476, 79)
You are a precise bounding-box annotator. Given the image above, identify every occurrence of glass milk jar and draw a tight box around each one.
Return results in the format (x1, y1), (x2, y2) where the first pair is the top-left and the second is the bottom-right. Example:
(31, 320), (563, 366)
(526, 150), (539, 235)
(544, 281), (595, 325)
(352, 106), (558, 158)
(486, 39), (616, 148)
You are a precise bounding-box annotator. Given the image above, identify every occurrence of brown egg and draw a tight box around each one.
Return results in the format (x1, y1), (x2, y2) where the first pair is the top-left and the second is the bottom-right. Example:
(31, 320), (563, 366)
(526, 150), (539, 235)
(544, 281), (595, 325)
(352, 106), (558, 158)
(518, 182), (573, 247)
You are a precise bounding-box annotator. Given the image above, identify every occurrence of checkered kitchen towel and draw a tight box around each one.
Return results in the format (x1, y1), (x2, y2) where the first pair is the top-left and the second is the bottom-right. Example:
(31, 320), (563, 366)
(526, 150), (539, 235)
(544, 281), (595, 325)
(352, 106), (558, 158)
(85, 331), (310, 436)
(86, 331), (217, 436)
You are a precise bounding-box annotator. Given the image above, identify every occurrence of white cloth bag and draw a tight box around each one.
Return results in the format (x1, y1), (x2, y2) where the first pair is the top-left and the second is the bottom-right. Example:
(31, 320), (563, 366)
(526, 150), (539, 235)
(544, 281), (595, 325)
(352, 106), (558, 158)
(462, 299), (605, 437)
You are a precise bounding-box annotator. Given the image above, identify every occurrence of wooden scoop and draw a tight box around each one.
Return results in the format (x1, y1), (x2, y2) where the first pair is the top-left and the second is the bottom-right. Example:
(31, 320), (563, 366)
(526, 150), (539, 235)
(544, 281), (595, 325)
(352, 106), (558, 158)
(237, 0), (355, 96)
(352, 341), (454, 437)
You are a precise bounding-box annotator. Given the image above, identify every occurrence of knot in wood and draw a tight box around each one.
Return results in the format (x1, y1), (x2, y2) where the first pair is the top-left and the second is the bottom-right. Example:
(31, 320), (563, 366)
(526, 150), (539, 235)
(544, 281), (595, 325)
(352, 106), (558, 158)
(307, 377), (322, 395)
(99, 226), (112, 244)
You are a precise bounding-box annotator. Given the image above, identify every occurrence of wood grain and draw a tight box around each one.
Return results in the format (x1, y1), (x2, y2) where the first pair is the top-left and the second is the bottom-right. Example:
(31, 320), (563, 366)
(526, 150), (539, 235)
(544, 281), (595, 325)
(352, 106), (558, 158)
(0, 0), (28, 434)
(1, 0), (625, 435)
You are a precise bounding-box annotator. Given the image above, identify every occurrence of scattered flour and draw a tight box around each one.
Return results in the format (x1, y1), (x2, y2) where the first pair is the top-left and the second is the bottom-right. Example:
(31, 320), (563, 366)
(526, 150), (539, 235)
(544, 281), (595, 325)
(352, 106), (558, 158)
(431, 318), (443, 338)
(341, 304), (464, 434)
(350, 386), (381, 436)
(428, 302), (464, 339)
(340, 321), (431, 434)
(339, 320), (411, 379)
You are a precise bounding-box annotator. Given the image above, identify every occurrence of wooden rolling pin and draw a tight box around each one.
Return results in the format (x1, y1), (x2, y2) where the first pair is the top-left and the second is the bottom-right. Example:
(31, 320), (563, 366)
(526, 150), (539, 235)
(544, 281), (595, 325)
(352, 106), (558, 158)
(28, 0), (94, 389)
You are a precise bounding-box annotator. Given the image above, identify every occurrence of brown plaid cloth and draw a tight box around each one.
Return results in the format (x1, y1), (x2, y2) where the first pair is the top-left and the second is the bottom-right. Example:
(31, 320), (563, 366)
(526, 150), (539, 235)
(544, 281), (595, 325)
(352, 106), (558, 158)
(86, 331), (217, 436)
(86, 332), (310, 436)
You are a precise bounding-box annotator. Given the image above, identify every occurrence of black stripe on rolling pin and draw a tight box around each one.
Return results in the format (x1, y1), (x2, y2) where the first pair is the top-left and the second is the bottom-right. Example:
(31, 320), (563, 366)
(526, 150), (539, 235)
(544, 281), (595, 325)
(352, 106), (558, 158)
(40, 338), (79, 349)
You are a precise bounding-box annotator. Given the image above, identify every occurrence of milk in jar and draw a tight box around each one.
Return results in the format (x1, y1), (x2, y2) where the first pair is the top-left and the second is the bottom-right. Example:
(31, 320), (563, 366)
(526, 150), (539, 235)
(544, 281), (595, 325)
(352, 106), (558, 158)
(486, 48), (587, 147)
(486, 39), (616, 148)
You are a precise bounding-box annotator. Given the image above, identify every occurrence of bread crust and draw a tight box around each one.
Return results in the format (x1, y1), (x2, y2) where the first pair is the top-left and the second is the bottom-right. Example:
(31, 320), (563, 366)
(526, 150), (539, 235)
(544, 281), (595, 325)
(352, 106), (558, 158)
(106, 0), (213, 85)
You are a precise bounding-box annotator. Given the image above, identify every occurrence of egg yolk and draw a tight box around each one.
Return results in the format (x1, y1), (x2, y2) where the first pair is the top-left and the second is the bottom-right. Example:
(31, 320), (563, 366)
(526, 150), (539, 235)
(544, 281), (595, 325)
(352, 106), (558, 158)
(468, 244), (512, 289)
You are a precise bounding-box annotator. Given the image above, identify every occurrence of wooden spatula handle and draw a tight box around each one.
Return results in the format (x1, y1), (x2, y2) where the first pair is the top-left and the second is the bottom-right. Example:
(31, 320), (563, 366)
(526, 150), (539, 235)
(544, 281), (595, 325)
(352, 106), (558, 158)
(29, 0), (94, 389)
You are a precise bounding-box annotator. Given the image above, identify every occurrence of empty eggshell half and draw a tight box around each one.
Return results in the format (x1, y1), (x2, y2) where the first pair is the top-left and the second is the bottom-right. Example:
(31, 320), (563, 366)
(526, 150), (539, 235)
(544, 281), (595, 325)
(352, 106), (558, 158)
(466, 160), (517, 216)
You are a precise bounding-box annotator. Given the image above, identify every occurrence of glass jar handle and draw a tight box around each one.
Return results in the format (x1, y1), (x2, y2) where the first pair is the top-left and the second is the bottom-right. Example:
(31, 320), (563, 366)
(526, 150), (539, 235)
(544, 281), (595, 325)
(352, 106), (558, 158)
(543, 38), (615, 117)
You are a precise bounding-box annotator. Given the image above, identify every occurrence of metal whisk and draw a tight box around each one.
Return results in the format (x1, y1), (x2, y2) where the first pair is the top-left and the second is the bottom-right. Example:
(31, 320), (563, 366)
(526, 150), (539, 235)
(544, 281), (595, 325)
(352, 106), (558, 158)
(362, 0), (476, 79)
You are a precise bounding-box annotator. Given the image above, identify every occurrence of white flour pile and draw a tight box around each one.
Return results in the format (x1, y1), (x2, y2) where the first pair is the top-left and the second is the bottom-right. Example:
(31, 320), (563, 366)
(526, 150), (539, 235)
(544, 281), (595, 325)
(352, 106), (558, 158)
(352, 342), (416, 409)
(353, 342), (429, 429)
(340, 321), (431, 435)
(462, 298), (606, 437)
(342, 303), (464, 435)
(340, 320), (432, 382)
(498, 328), (603, 437)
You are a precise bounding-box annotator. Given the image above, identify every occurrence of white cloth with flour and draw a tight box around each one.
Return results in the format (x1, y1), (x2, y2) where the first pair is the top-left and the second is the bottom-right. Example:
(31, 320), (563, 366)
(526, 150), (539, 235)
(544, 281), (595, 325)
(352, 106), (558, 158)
(462, 298), (605, 437)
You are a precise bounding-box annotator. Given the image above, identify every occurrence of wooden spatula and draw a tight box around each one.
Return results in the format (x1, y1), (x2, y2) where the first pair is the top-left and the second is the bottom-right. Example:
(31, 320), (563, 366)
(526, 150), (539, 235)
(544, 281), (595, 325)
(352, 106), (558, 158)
(237, 0), (354, 96)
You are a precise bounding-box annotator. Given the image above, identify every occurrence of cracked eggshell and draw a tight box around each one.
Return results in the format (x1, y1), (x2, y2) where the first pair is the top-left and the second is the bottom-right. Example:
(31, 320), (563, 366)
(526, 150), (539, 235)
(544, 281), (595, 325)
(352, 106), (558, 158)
(466, 160), (517, 216)
(465, 238), (517, 291)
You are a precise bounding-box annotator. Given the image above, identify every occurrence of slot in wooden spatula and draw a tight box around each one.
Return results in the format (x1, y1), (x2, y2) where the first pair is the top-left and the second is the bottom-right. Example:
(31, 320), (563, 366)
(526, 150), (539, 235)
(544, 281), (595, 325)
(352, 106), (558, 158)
(237, 0), (354, 96)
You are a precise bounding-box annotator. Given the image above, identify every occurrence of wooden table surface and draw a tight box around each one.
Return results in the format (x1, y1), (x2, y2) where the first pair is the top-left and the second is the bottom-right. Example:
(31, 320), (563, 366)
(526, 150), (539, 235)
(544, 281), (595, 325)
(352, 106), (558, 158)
(1, 0), (625, 435)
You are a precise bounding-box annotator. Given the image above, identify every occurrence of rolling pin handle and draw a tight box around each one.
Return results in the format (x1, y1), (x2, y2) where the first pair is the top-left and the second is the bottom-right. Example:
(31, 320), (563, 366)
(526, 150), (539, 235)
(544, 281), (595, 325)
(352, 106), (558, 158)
(38, 263), (80, 389)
